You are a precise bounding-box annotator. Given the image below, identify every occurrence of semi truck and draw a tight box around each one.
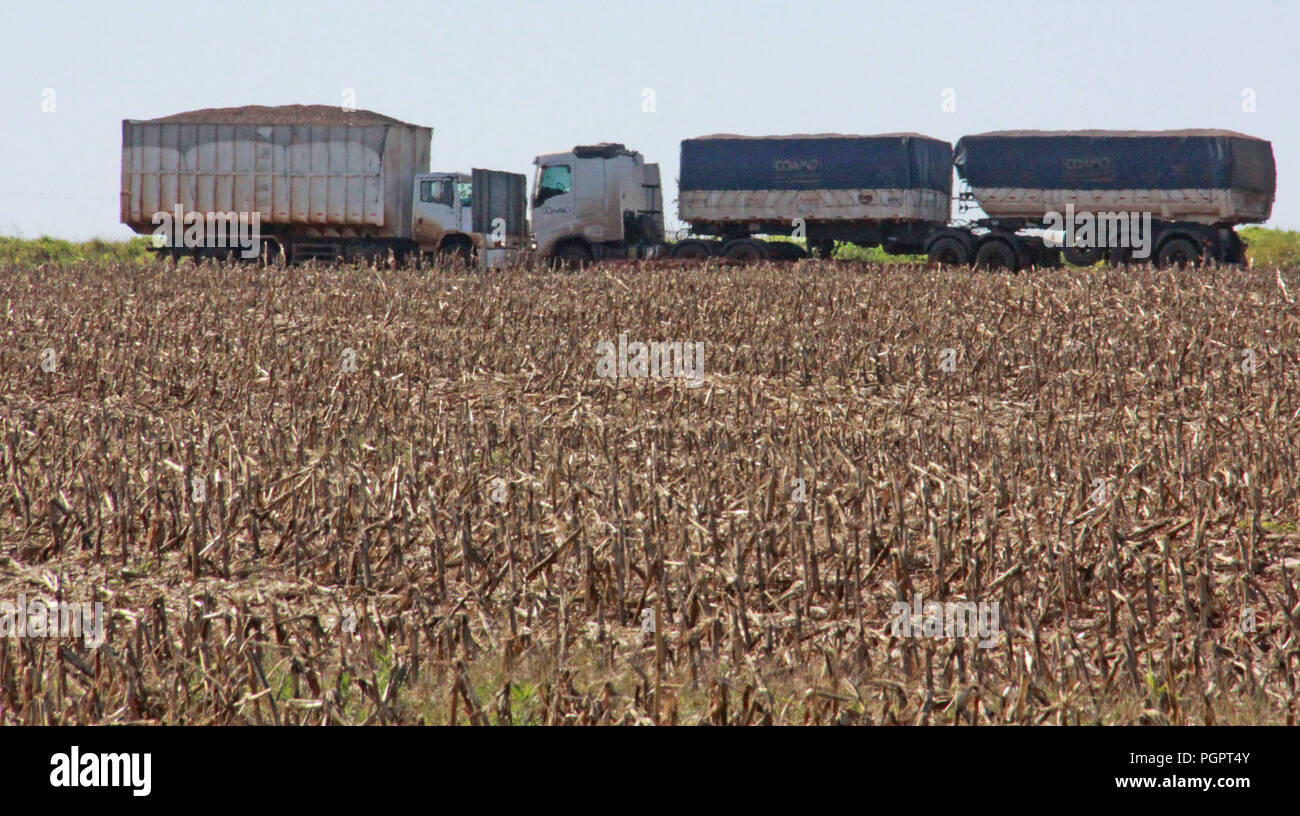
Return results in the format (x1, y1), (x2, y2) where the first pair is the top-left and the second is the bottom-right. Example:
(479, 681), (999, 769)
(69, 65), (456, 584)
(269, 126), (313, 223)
(528, 133), (952, 264)
(529, 129), (1275, 270)
(529, 142), (666, 265)
(120, 105), (527, 265)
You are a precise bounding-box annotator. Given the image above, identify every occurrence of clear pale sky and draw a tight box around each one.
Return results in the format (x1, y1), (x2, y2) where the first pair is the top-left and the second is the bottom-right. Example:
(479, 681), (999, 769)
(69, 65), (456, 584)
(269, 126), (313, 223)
(1, 0), (1297, 240)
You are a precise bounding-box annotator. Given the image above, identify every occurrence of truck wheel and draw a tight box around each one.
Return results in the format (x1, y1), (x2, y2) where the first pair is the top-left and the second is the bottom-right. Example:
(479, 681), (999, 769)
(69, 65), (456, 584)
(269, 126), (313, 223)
(555, 241), (593, 269)
(812, 240), (836, 259)
(975, 239), (1018, 271)
(440, 240), (473, 267)
(1063, 245), (1103, 266)
(1157, 238), (1201, 268)
(1031, 246), (1062, 269)
(927, 237), (969, 265)
(1105, 247), (1133, 266)
(1222, 232), (1247, 264)
(722, 239), (769, 262)
(259, 240), (283, 266)
(768, 241), (808, 260)
(673, 240), (712, 260)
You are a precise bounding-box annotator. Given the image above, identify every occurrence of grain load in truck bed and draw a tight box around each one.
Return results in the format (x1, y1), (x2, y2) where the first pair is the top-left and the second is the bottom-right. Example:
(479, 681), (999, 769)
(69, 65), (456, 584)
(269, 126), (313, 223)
(120, 106), (431, 238)
(678, 133), (953, 226)
(953, 129), (1276, 225)
(143, 104), (410, 126)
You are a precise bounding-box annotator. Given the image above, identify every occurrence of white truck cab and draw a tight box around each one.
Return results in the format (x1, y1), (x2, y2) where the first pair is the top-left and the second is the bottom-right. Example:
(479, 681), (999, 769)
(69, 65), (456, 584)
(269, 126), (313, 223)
(530, 143), (665, 264)
(412, 169), (527, 264)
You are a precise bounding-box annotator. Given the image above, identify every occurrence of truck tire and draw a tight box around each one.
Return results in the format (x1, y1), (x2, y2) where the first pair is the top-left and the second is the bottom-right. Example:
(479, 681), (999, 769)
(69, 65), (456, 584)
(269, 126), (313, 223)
(767, 241), (808, 260)
(259, 240), (283, 266)
(722, 239), (768, 262)
(1221, 231), (1247, 264)
(927, 236), (969, 265)
(554, 241), (593, 269)
(440, 239), (473, 266)
(975, 239), (1018, 271)
(1105, 247), (1133, 266)
(1029, 245), (1062, 269)
(1063, 245), (1103, 266)
(1157, 238), (1201, 268)
(673, 240), (713, 260)
(812, 240), (836, 259)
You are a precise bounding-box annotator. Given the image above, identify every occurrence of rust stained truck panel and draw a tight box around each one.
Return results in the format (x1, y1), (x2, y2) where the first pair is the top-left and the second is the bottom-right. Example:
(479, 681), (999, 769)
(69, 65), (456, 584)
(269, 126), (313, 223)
(120, 107), (431, 239)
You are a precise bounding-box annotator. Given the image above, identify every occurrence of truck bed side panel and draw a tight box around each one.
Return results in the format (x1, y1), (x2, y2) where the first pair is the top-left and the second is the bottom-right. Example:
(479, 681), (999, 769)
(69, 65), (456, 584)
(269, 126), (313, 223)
(679, 189), (950, 224)
(471, 168), (528, 243)
(679, 135), (952, 225)
(121, 121), (431, 238)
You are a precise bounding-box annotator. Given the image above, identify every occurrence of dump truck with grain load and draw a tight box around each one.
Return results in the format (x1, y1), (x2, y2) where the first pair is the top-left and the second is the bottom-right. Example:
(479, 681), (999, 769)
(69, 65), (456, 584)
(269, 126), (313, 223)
(929, 129), (1277, 268)
(120, 105), (527, 265)
(674, 133), (953, 260)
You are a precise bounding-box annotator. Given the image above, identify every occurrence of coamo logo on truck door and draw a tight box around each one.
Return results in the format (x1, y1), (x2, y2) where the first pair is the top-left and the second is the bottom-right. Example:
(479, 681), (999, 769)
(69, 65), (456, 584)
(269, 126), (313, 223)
(772, 157), (821, 185)
(1063, 156), (1115, 184)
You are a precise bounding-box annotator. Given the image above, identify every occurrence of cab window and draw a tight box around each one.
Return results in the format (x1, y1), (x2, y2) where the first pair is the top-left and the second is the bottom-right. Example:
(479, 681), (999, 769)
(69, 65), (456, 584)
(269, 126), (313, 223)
(420, 179), (454, 206)
(534, 164), (572, 206)
(457, 182), (473, 207)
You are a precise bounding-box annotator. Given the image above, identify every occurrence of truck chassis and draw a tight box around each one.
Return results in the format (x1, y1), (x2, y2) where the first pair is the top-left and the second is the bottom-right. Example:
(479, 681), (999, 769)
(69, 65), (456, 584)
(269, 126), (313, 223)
(669, 216), (1248, 270)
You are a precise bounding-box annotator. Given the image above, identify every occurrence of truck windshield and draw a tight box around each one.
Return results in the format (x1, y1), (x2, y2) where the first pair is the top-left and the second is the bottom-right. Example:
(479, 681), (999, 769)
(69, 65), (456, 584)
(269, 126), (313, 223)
(534, 164), (572, 206)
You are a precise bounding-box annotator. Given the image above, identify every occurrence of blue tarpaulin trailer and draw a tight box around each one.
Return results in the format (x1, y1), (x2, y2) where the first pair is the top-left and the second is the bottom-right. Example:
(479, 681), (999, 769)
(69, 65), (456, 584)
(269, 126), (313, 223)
(675, 134), (953, 259)
(953, 130), (1275, 225)
(680, 133), (952, 196)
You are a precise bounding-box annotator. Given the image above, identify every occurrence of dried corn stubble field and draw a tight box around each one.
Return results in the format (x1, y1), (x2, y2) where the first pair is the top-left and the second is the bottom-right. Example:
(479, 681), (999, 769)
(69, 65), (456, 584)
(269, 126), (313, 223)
(1, 257), (1299, 726)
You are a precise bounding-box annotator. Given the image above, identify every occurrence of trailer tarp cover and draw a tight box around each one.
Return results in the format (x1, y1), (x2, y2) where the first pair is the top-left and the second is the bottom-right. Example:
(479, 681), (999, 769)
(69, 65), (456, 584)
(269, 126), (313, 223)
(953, 130), (1275, 193)
(680, 133), (952, 194)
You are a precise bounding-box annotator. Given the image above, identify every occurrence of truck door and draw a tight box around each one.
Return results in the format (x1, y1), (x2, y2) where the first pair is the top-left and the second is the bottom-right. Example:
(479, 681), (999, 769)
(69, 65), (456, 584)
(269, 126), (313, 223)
(412, 173), (460, 245)
(471, 169), (527, 247)
(531, 161), (576, 255)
